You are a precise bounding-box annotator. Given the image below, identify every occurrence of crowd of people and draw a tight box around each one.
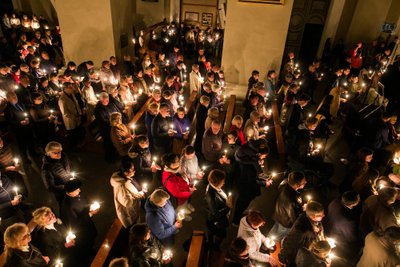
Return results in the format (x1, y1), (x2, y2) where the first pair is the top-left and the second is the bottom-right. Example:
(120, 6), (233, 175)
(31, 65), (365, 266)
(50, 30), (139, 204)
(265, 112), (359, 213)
(0, 8), (399, 267)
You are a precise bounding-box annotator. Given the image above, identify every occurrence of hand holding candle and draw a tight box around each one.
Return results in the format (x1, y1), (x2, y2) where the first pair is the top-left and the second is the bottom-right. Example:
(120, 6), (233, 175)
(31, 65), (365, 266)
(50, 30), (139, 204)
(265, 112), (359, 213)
(177, 210), (185, 222)
(142, 183), (148, 193)
(13, 157), (20, 167)
(162, 249), (173, 261)
(66, 231), (76, 243)
(55, 259), (63, 267)
(90, 201), (100, 212)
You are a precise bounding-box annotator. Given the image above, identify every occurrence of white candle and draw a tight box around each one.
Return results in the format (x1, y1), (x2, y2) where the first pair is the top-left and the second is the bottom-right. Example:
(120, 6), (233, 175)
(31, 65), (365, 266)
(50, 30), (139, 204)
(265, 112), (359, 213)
(162, 249), (173, 260)
(13, 157), (19, 166)
(263, 126), (269, 132)
(265, 237), (275, 248)
(55, 259), (63, 267)
(177, 210), (185, 221)
(142, 183), (148, 192)
(90, 201), (100, 211)
(70, 172), (76, 180)
(306, 195), (312, 202)
(228, 192), (232, 197)
(23, 112), (28, 118)
(202, 165), (206, 171)
(13, 186), (19, 197)
(138, 89), (143, 95)
(66, 231), (76, 243)
(326, 237), (336, 248)
(193, 180), (198, 187)
(152, 156), (157, 166)
(130, 124), (136, 135)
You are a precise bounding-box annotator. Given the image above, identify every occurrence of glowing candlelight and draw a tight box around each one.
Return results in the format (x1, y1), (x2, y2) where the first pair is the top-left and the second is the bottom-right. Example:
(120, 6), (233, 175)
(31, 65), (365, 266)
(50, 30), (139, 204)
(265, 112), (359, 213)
(142, 183), (148, 192)
(308, 113), (312, 118)
(70, 172), (76, 180)
(55, 259), (63, 267)
(321, 73), (324, 77)
(13, 186), (19, 197)
(152, 156), (157, 166)
(177, 210), (185, 221)
(14, 85), (18, 90)
(166, 60), (170, 66)
(326, 237), (336, 248)
(186, 127), (189, 133)
(130, 124), (136, 135)
(343, 82), (348, 87)
(13, 157), (19, 166)
(50, 109), (54, 115)
(66, 231), (76, 243)
(316, 144), (322, 150)
(90, 201), (100, 211)
(132, 38), (136, 44)
(327, 252), (335, 261)
(224, 149), (228, 156)
(202, 165), (206, 171)
(345, 93), (349, 99)
(369, 70), (373, 74)
(193, 180), (198, 187)
(228, 192), (232, 197)
(263, 126), (269, 132)
(299, 81), (303, 86)
(267, 109), (272, 116)
(271, 172), (277, 178)
(306, 195), (312, 202)
(361, 82), (366, 87)
(23, 112), (28, 118)
(138, 89), (143, 95)
(265, 237), (275, 248)
(162, 249), (173, 260)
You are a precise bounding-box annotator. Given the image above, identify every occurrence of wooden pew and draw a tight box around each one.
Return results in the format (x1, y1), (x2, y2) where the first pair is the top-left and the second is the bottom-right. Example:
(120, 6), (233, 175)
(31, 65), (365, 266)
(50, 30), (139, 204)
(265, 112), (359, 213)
(90, 219), (124, 267)
(185, 230), (206, 267)
(129, 97), (152, 126)
(223, 95), (236, 133)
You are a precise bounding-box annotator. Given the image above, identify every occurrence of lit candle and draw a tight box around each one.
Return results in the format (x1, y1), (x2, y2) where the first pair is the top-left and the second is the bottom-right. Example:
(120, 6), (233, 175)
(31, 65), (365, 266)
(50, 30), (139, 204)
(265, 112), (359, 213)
(343, 82), (348, 87)
(66, 231), (76, 243)
(224, 149), (228, 156)
(271, 172), (277, 179)
(23, 112), (28, 118)
(186, 127), (189, 133)
(177, 210), (185, 221)
(13, 157), (19, 166)
(162, 249), (173, 261)
(193, 180), (198, 188)
(142, 183), (148, 192)
(50, 109), (54, 115)
(202, 165), (206, 171)
(152, 156), (157, 166)
(327, 252), (335, 261)
(14, 85), (18, 90)
(263, 126), (269, 132)
(321, 73), (324, 77)
(90, 201), (100, 211)
(369, 70), (373, 74)
(132, 38), (136, 44)
(70, 172), (76, 180)
(299, 81), (303, 86)
(267, 109), (272, 116)
(13, 186), (19, 197)
(316, 144), (322, 150)
(138, 89), (143, 95)
(130, 124), (136, 135)
(326, 237), (336, 248)
(306, 195), (312, 202)
(166, 60), (170, 66)
(361, 82), (366, 87)
(55, 259), (63, 267)
(265, 237), (275, 248)
(308, 113), (312, 118)
(228, 192), (232, 198)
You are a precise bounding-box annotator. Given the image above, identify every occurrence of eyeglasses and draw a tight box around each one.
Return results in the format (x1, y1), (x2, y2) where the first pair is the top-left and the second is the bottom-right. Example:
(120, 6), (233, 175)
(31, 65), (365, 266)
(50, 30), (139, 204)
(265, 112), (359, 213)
(50, 151), (62, 155)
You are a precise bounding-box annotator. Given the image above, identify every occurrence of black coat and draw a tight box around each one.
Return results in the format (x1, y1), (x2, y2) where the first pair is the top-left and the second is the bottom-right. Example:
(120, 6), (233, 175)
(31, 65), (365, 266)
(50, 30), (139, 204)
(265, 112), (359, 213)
(94, 95), (126, 135)
(326, 198), (360, 245)
(4, 102), (34, 134)
(279, 213), (324, 265)
(273, 183), (303, 228)
(4, 245), (47, 267)
(0, 174), (19, 219)
(31, 223), (68, 264)
(128, 145), (152, 182)
(41, 154), (71, 200)
(60, 194), (97, 251)
(234, 140), (263, 198)
(151, 114), (172, 149)
(129, 235), (164, 267)
(205, 185), (230, 227)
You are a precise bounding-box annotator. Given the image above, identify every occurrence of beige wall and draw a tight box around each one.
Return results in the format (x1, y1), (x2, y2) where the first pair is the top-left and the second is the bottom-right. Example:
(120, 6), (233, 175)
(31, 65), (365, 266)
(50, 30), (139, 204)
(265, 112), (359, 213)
(345, 0), (392, 45)
(110, 0), (134, 59)
(136, 0), (166, 27)
(12, 0), (58, 24)
(51, 0), (116, 66)
(317, 0), (346, 58)
(221, 0), (294, 85)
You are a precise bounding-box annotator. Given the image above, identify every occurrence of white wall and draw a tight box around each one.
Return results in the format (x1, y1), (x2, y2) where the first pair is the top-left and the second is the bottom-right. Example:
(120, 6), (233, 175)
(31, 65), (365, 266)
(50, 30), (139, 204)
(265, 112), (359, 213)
(136, 0), (166, 27)
(345, 0), (392, 45)
(51, 0), (116, 66)
(221, 0), (294, 85)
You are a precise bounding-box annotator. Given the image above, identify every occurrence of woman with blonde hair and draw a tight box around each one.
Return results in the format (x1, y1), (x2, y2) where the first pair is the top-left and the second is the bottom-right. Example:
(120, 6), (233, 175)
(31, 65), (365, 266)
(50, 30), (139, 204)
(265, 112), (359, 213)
(110, 112), (134, 156)
(231, 115), (245, 144)
(4, 223), (49, 266)
(30, 207), (75, 266)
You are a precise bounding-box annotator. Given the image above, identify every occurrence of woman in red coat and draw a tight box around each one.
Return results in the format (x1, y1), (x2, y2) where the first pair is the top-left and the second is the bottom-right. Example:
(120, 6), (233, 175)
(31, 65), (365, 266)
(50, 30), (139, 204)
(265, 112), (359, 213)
(162, 154), (195, 218)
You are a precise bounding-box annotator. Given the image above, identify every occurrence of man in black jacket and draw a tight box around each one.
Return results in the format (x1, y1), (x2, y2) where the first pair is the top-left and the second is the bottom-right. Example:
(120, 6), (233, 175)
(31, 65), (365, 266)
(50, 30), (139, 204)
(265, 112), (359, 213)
(279, 201), (325, 267)
(61, 179), (98, 267)
(232, 138), (272, 225)
(4, 91), (36, 164)
(270, 171), (307, 242)
(151, 103), (173, 156)
(194, 95), (210, 155)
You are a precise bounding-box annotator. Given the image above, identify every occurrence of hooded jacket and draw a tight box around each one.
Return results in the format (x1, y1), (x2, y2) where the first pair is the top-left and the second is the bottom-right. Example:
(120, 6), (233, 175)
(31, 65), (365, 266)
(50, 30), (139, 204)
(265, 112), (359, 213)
(41, 154), (71, 198)
(237, 216), (272, 263)
(144, 198), (177, 245)
(110, 171), (144, 228)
